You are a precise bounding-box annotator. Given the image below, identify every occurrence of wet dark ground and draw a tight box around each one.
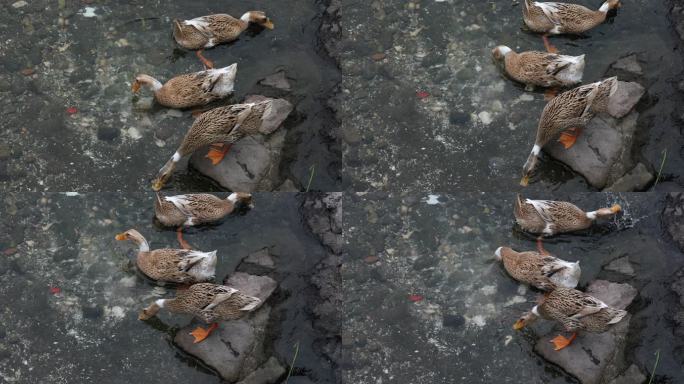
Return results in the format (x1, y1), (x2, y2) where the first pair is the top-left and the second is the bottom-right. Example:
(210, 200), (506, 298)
(0, 0), (340, 192)
(342, 192), (684, 383)
(0, 192), (336, 383)
(335, 0), (684, 192)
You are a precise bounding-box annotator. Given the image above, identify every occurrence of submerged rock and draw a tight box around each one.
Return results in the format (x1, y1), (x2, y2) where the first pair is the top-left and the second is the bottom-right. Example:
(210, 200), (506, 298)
(534, 280), (637, 384)
(174, 273), (277, 382)
(604, 256), (636, 277)
(236, 357), (286, 384)
(663, 193), (684, 251)
(607, 364), (646, 384)
(610, 54), (643, 76)
(189, 96), (293, 192)
(259, 71), (292, 91)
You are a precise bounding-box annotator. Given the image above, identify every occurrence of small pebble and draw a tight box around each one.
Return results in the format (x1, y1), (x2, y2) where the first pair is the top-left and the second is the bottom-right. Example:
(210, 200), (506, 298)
(364, 255), (379, 264)
(371, 52), (387, 61)
(20, 68), (35, 76)
(12, 1), (28, 8)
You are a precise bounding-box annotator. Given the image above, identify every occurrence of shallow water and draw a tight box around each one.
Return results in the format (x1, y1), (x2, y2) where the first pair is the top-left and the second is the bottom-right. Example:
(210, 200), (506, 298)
(0, 0), (340, 192)
(338, 0), (683, 191)
(342, 192), (684, 383)
(0, 192), (335, 383)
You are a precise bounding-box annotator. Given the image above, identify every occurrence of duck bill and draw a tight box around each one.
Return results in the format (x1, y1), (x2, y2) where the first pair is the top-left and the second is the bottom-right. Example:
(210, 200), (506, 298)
(519, 176), (530, 187)
(152, 159), (176, 191)
(263, 19), (274, 29)
(115, 233), (127, 241)
(513, 320), (525, 330)
(610, 204), (622, 213)
(131, 80), (141, 93)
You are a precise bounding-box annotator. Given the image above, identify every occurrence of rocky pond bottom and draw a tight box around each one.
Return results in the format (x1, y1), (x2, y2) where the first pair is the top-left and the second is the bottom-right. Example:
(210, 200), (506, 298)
(0, 192), (341, 384)
(342, 192), (684, 383)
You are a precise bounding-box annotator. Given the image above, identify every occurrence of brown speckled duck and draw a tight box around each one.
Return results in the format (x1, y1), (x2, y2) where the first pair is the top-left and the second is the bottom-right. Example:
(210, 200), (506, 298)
(514, 194), (621, 236)
(155, 192), (252, 249)
(495, 246), (580, 290)
(520, 77), (618, 186)
(523, 0), (621, 52)
(152, 98), (290, 191)
(132, 64), (237, 109)
(491, 46), (585, 88)
(115, 229), (217, 283)
(173, 12), (274, 68)
(513, 287), (627, 350)
(139, 282), (261, 343)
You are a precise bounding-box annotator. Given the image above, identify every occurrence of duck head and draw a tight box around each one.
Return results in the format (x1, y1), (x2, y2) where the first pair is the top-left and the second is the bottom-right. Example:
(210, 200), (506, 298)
(115, 229), (150, 252)
(520, 145), (541, 187)
(139, 299), (165, 320)
(241, 11), (274, 29)
(132, 74), (163, 94)
(491, 45), (513, 62)
(513, 306), (540, 330)
(152, 152), (181, 191)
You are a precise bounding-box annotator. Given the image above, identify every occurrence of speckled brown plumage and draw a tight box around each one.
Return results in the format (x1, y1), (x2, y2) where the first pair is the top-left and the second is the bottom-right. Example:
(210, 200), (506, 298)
(145, 65), (237, 109)
(496, 247), (580, 290)
(523, 0), (620, 35)
(534, 77), (616, 147)
(177, 101), (269, 157)
(173, 14), (248, 50)
(116, 229), (216, 283)
(514, 194), (620, 235)
(537, 288), (627, 332)
(163, 283), (261, 323)
(155, 193), (250, 227)
(493, 47), (584, 87)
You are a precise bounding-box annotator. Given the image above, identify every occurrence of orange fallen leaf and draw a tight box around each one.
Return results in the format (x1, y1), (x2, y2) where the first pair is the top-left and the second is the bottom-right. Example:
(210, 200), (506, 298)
(20, 68), (35, 76)
(416, 91), (430, 99)
(66, 107), (78, 115)
(408, 294), (423, 302)
(50, 287), (61, 294)
(190, 323), (218, 343)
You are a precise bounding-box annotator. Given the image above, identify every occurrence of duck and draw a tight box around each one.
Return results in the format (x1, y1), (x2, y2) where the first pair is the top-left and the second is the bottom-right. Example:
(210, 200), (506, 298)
(152, 99), (288, 191)
(115, 229), (217, 283)
(495, 246), (580, 290)
(513, 287), (627, 350)
(523, 0), (621, 53)
(131, 64), (237, 109)
(155, 192), (253, 249)
(491, 46), (585, 88)
(520, 77), (618, 186)
(514, 194), (621, 236)
(138, 282), (261, 343)
(173, 12), (274, 69)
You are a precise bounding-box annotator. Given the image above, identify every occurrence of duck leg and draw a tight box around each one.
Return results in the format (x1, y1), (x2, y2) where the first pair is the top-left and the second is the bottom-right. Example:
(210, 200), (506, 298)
(196, 49), (214, 69)
(558, 127), (583, 149)
(550, 332), (577, 351)
(537, 236), (549, 255)
(542, 35), (559, 53)
(205, 143), (232, 165)
(176, 227), (193, 250)
(190, 322), (219, 343)
(544, 88), (559, 101)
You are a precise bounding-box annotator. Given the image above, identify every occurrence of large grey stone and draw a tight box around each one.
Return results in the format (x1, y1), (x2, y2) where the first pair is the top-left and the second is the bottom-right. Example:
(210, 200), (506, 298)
(534, 280), (637, 384)
(243, 248), (276, 270)
(189, 96), (293, 192)
(237, 357), (286, 384)
(607, 364), (646, 384)
(663, 193), (684, 252)
(190, 130), (286, 192)
(605, 162), (654, 192)
(607, 81), (645, 119)
(225, 272), (277, 304)
(546, 112), (639, 189)
(174, 305), (271, 382)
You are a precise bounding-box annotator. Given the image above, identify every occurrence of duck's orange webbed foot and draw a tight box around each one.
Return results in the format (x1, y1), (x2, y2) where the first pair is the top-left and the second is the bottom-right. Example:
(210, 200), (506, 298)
(205, 143), (232, 165)
(196, 49), (214, 69)
(190, 322), (219, 343)
(558, 127), (583, 149)
(542, 35), (559, 54)
(550, 332), (577, 351)
(176, 227), (192, 250)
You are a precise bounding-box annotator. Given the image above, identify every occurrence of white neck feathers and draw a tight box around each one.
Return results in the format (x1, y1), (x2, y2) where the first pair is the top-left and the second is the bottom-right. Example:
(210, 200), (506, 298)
(240, 12), (251, 22)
